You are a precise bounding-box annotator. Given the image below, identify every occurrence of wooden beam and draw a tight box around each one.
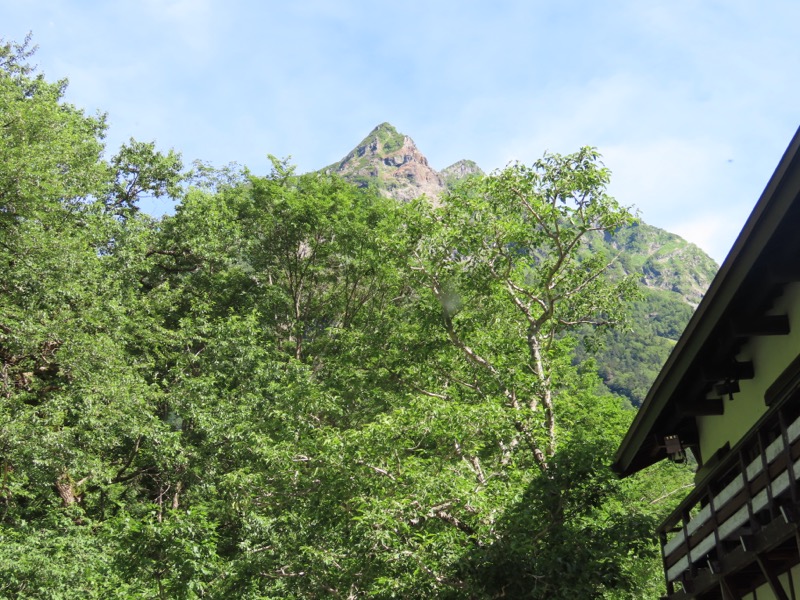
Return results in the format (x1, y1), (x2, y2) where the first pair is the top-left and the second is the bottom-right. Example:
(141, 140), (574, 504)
(716, 380), (740, 397)
(794, 528), (800, 563)
(702, 361), (755, 382)
(720, 575), (743, 600)
(733, 315), (791, 337)
(768, 264), (800, 285)
(679, 398), (725, 417)
(756, 554), (791, 600)
(679, 570), (696, 594)
(674, 514), (800, 599)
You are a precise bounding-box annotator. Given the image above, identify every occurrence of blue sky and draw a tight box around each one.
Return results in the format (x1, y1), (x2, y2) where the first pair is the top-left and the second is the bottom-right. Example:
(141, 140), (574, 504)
(3, 0), (799, 263)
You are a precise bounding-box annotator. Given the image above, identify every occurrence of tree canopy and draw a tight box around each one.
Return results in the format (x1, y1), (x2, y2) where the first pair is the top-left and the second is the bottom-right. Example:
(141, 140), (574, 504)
(0, 37), (692, 599)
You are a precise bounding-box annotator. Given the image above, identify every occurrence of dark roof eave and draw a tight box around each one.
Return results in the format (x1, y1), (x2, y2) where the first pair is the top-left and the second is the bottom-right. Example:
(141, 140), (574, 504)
(613, 126), (800, 477)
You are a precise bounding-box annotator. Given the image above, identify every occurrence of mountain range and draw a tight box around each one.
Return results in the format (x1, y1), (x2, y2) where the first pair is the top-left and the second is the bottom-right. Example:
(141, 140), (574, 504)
(325, 122), (719, 405)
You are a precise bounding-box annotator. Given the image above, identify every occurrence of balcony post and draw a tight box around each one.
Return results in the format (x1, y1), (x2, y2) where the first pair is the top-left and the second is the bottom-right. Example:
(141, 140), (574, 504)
(660, 529), (674, 596)
(756, 427), (777, 523)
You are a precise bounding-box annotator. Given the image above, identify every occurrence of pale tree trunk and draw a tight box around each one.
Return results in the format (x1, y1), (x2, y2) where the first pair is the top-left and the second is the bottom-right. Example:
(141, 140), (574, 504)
(529, 335), (556, 458)
(433, 278), (550, 473)
(55, 472), (88, 507)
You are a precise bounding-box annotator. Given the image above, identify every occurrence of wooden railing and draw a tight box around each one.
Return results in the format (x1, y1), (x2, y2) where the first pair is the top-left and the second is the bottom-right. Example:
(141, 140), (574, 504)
(658, 399), (800, 597)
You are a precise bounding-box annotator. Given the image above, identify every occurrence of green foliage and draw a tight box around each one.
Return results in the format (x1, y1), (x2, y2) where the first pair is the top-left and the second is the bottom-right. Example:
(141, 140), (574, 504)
(409, 148), (639, 470)
(0, 35), (106, 225)
(0, 38), (189, 598)
(461, 390), (688, 599)
(0, 38), (694, 599)
(106, 138), (184, 216)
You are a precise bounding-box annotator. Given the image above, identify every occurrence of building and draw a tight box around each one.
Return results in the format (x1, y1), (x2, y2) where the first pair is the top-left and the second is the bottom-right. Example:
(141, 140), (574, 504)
(613, 128), (800, 600)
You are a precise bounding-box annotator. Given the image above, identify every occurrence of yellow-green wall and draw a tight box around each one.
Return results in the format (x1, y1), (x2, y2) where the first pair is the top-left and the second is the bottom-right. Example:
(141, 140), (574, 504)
(696, 283), (800, 467)
(741, 561), (800, 599)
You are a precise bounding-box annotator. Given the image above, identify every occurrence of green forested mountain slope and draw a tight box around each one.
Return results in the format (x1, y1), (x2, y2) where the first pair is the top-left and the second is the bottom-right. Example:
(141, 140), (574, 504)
(604, 221), (718, 308)
(440, 158), (485, 188)
(1, 39), (695, 599)
(538, 220), (718, 407)
(586, 222), (718, 405)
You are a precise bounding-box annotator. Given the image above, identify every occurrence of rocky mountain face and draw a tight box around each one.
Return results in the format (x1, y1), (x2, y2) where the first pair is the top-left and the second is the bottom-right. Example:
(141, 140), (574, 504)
(600, 223), (718, 308)
(325, 123), (483, 204)
(325, 122), (720, 406)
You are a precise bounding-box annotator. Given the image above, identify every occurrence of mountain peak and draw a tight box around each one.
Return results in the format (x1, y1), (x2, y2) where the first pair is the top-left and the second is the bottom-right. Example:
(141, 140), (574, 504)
(441, 159), (485, 187)
(354, 122), (410, 156)
(326, 123), (448, 203)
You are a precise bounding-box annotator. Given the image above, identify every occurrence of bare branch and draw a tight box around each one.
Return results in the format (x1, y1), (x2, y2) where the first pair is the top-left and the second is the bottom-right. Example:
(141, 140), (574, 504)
(357, 461), (396, 480)
(412, 385), (449, 400)
(431, 507), (477, 537)
(454, 441), (487, 486)
(649, 483), (694, 505)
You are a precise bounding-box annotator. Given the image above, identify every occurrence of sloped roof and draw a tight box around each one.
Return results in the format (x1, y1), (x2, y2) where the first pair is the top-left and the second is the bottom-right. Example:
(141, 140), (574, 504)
(613, 127), (800, 477)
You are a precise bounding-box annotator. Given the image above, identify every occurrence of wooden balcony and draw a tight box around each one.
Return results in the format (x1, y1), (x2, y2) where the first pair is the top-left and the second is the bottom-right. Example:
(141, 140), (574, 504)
(659, 398), (800, 599)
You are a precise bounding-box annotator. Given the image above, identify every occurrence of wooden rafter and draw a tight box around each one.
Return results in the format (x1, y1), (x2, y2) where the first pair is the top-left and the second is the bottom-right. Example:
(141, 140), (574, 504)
(702, 361), (755, 382)
(731, 315), (791, 338)
(755, 554), (791, 600)
(678, 398), (725, 417)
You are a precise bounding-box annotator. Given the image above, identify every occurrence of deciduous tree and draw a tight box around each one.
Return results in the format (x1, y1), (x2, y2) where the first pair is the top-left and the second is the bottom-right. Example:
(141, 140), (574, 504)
(411, 149), (639, 473)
